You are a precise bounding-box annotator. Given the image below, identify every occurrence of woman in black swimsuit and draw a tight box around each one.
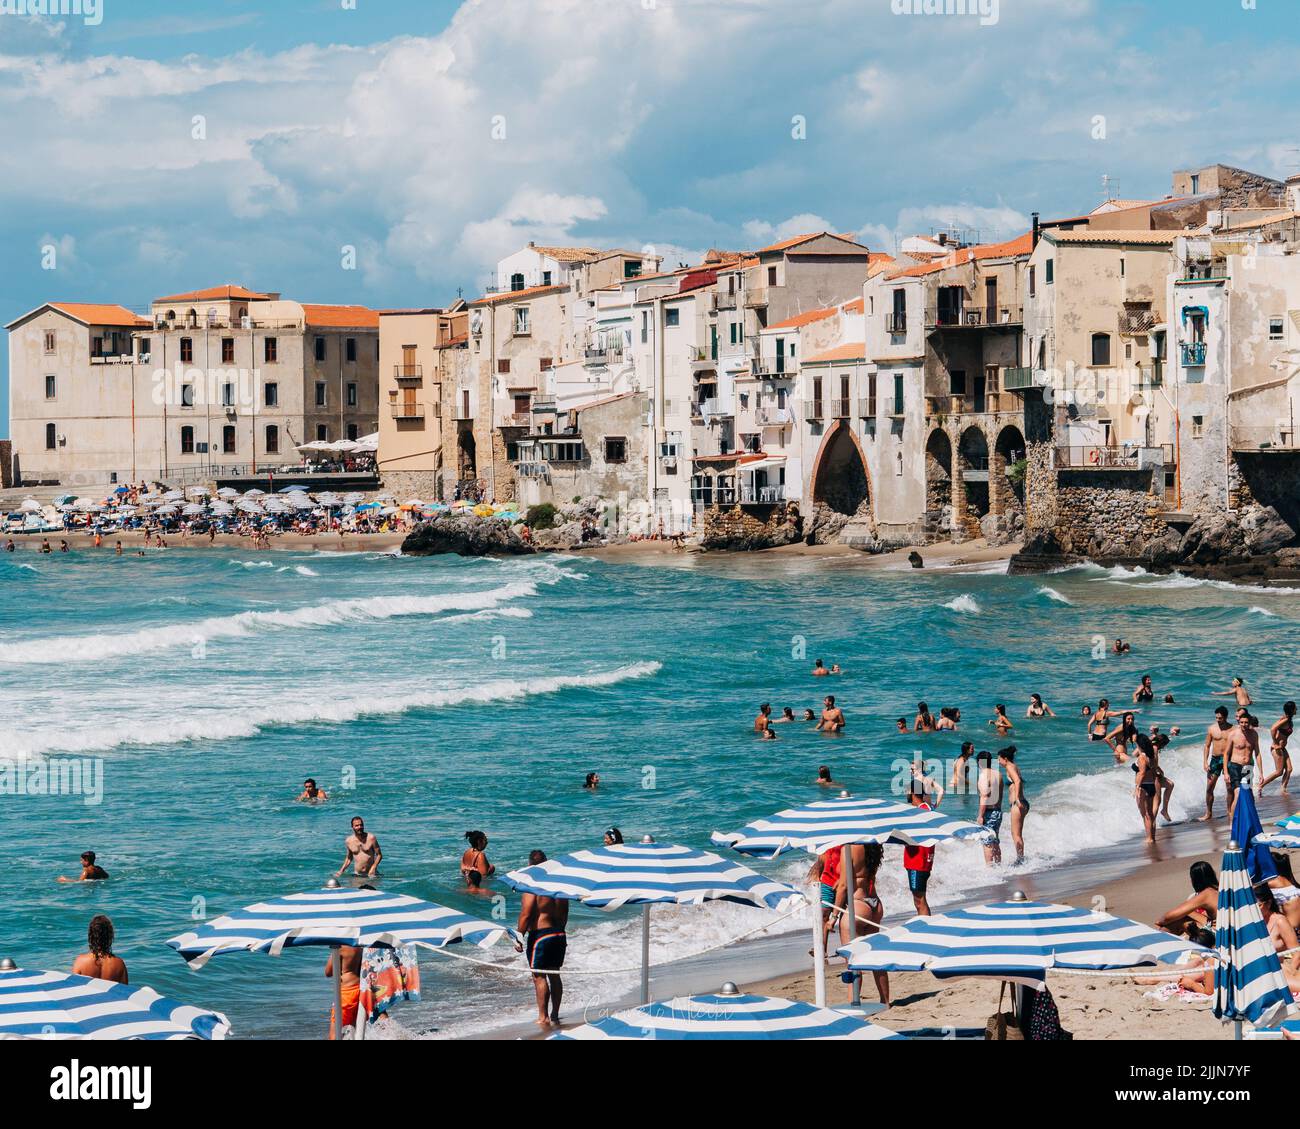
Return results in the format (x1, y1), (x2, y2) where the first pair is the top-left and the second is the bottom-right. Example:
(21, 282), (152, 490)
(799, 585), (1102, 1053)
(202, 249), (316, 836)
(1133, 675), (1155, 704)
(1132, 733), (1160, 843)
(1260, 700), (1296, 795)
(1089, 698), (1114, 742)
(1107, 711), (1140, 762)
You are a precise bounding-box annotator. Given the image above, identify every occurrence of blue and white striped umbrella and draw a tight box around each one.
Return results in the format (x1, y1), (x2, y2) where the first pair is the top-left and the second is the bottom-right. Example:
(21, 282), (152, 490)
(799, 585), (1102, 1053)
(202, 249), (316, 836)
(552, 989), (902, 1040)
(167, 885), (508, 969)
(839, 899), (1200, 989)
(712, 794), (991, 857)
(0, 968), (229, 1040)
(1213, 844), (1296, 1029)
(504, 841), (803, 912)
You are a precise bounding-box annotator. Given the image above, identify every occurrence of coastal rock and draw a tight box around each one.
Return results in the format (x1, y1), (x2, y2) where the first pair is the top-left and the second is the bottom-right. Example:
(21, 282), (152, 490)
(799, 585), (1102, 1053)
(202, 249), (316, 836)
(805, 503), (850, 546)
(532, 519), (591, 550)
(401, 513), (536, 557)
(1240, 504), (1295, 556)
(1179, 514), (1247, 565)
(1140, 528), (1184, 568)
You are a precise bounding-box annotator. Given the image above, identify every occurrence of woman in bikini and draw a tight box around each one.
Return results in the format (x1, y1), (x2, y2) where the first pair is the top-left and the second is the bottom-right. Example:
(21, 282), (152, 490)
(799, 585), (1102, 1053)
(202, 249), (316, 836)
(1155, 861), (1219, 937)
(1132, 733), (1160, 843)
(1268, 851), (1300, 932)
(1255, 885), (1300, 997)
(914, 702), (936, 733)
(838, 842), (889, 1006)
(1259, 700), (1296, 796)
(460, 830), (496, 886)
(998, 746), (1029, 864)
(1026, 693), (1055, 718)
(989, 704), (1014, 735)
(1107, 711), (1141, 763)
(1088, 698), (1116, 743)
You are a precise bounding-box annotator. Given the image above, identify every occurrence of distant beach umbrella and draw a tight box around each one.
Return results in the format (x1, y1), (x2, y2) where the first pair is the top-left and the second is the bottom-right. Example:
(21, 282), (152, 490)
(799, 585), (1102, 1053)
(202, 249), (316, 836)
(1214, 842), (1296, 1031)
(0, 965), (229, 1040)
(216, 487), (238, 499)
(839, 895), (1199, 990)
(167, 884), (509, 1040)
(505, 838), (804, 1005)
(243, 489), (266, 497)
(182, 503), (205, 516)
(552, 984), (902, 1041)
(19, 499), (41, 513)
(162, 490), (183, 501)
(186, 486), (209, 497)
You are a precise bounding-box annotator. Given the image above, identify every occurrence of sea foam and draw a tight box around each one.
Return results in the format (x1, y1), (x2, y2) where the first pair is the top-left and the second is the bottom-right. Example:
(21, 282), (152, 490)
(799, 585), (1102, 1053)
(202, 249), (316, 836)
(942, 594), (981, 614)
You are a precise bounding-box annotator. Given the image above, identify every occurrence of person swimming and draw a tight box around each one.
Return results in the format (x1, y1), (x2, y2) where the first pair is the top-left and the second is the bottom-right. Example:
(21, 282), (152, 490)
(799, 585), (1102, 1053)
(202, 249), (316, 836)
(583, 772), (600, 790)
(460, 830), (495, 886)
(1133, 675), (1155, 704)
(816, 765), (835, 787)
(989, 704), (1013, 735)
(812, 659), (831, 677)
(1026, 693), (1054, 718)
(817, 695), (845, 734)
(914, 702), (936, 732)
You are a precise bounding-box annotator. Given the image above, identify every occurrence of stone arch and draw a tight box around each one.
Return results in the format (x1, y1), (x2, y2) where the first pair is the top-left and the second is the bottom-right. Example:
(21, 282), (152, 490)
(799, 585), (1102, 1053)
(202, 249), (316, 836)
(924, 428), (953, 534)
(993, 424), (1027, 519)
(457, 427), (477, 481)
(810, 420), (871, 517)
(958, 426), (991, 520)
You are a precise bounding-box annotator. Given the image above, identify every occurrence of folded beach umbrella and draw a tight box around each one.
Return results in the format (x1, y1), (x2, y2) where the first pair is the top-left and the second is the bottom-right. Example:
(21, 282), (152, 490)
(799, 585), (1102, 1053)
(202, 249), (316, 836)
(552, 983), (903, 1041)
(839, 894), (1199, 991)
(505, 838), (804, 1004)
(216, 487), (238, 499)
(167, 883), (509, 1040)
(0, 965), (229, 1040)
(1213, 840), (1297, 1033)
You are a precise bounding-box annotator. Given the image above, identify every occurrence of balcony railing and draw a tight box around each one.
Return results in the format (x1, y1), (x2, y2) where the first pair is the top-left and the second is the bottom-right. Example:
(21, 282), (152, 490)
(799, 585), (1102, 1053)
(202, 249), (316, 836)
(755, 406), (793, 426)
(1053, 444), (1171, 470)
(390, 403), (426, 420)
(925, 306), (1024, 329)
(803, 401), (824, 421)
(1230, 426), (1300, 452)
(1118, 310), (1158, 335)
(859, 398), (877, 418)
(1180, 341), (1207, 367)
(1003, 366), (1036, 391)
(712, 291), (737, 311)
(926, 393), (1020, 416)
(738, 484), (788, 503)
(452, 404), (473, 421)
(885, 312), (907, 334)
(394, 366), (423, 384)
(752, 357), (790, 377)
(694, 397), (721, 418)
(745, 286), (781, 308)
(829, 398), (851, 418)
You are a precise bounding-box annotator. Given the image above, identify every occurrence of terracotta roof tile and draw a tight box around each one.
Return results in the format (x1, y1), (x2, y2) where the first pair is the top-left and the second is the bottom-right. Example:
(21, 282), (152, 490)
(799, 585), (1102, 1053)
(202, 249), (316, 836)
(469, 284), (567, 306)
(154, 284), (271, 303)
(805, 341), (866, 364)
(301, 303), (380, 328)
(769, 305), (838, 330)
(47, 302), (150, 328)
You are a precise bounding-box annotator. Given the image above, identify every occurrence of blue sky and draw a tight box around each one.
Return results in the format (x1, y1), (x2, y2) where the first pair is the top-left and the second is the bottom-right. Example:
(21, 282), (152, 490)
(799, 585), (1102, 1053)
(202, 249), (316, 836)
(1, 0), (1297, 433)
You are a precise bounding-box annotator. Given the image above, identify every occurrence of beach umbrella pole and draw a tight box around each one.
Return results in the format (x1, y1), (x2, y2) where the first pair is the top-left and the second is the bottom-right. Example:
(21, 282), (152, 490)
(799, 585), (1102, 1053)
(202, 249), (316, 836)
(640, 905), (652, 1005)
(811, 881), (827, 1008)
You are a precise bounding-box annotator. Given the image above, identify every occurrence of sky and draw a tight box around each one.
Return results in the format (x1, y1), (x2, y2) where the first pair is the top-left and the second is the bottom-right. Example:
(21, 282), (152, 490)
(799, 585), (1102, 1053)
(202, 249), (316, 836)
(1, 0), (1297, 433)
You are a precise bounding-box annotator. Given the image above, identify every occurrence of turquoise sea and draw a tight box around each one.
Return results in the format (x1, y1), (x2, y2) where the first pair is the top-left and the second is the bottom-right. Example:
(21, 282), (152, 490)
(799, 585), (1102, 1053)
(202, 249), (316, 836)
(2, 546), (1298, 1037)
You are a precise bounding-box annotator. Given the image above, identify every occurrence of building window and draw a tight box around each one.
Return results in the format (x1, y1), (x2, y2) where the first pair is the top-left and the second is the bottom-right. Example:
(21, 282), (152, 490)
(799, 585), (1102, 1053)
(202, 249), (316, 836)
(265, 424), (279, 454)
(949, 371), (966, 395)
(514, 307), (530, 335)
(45, 374), (56, 399)
(1192, 415), (1204, 439)
(665, 308), (680, 328)
(222, 425), (236, 454)
(347, 423), (358, 441)
(265, 382), (278, 407)
(1270, 316), (1285, 340)
(43, 331), (56, 353)
(867, 373), (877, 417)
(316, 424), (329, 442)
(45, 422), (56, 449)
(497, 359), (511, 374)
(1190, 174), (1200, 194)
(264, 337), (278, 363)
(624, 261), (641, 279)
(315, 337), (326, 362)
(347, 382), (357, 407)
(1045, 259), (1054, 285)
(1091, 332), (1112, 367)
(896, 451), (904, 476)
(1028, 266), (1036, 298)
(539, 356), (552, 370)
(893, 373), (905, 415)
(221, 337), (235, 363)
(346, 337), (357, 362)
(605, 436), (627, 463)
(767, 266), (777, 287)
(137, 337), (151, 359)
(315, 382), (327, 407)
(641, 311), (648, 344)
(222, 382), (235, 407)
(181, 384), (195, 407)
(542, 271), (552, 286)
(180, 425), (194, 453)
(180, 337), (193, 363)
(510, 273), (525, 292)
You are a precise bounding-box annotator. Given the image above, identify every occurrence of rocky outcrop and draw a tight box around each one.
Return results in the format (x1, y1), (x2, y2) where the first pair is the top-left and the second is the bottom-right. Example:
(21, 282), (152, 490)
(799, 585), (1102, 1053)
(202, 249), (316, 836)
(401, 513), (535, 556)
(701, 502), (802, 550)
(530, 496), (608, 550)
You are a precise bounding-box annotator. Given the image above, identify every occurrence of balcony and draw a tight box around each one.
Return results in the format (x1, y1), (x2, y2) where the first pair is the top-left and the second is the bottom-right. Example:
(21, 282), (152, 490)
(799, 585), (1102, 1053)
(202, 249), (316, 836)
(885, 312), (907, 334)
(738, 484), (788, 503)
(393, 365), (423, 384)
(1003, 367), (1036, 391)
(829, 398), (851, 418)
(584, 346), (622, 367)
(452, 403), (474, 422)
(858, 398), (877, 418)
(1053, 445), (1171, 470)
(803, 401), (824, 421)
(752, 357), (790, 377)
(390, 403), (426, 420)
(925, 306), (1024, 329)
(1180, 341), (1207, 367)
(745, 286), (780, 308)
(712, 291), (737, 312)
(1230, 426), (1300, 452)
(501, 413), (532, 428)
(755, 406), (793, 426)
(926, 393), (1021, 417)
(1118, 309), (1158, 336)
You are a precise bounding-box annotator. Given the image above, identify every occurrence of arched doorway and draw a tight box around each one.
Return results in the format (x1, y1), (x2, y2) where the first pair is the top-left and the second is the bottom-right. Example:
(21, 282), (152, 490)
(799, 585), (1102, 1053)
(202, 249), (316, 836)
(958, 427), (990, 521)
(457, 428), (477, 482)
(993, 424), (1026, 519)
(811, 421), (870, 516)
(925, 429), (953, 532)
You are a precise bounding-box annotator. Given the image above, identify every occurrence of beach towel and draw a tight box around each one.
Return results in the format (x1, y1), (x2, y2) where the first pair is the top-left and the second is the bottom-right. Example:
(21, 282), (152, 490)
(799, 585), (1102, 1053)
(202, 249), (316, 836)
(359, 944), (421, 1023)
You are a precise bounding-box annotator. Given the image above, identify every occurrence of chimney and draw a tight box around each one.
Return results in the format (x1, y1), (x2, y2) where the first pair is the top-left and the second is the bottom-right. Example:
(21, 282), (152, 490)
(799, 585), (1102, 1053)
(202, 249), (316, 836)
(1031, 212), (1041, 250)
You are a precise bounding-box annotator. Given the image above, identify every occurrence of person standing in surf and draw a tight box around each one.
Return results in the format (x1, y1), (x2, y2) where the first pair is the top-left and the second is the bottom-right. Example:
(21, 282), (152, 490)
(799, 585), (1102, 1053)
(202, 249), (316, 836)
(1213, 678), (1252, 708)
(998, 746), (1029, 865)
(1259, 701), (1296, 796)
(1201, 706), (1233, 821)
(1224, 710), (1263, 816)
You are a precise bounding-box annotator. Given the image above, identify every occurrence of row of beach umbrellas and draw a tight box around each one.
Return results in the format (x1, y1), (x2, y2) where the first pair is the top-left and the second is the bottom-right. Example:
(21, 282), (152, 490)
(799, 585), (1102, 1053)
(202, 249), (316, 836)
(3, 791), (1294, 1040)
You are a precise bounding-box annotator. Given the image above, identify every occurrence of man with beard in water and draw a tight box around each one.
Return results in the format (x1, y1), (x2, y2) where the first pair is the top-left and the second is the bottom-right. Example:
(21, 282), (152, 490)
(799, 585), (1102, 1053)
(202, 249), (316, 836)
(1201, 706), (1233, 821)
(1225, 709), (1263, 816)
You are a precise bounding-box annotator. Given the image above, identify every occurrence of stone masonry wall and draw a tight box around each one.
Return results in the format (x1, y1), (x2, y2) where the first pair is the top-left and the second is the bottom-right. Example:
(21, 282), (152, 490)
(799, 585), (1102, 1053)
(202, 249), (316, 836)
(380, 469), (443, 503)
(1051, 468), (1168, 558)
(701, 502), (800, 549)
